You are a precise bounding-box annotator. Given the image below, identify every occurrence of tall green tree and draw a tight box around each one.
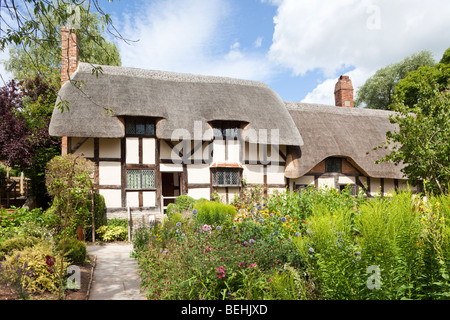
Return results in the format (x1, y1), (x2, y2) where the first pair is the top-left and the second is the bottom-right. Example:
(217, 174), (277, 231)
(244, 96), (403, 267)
(375, 48), (450, 194)
(355, 51), (436, 109)
(2, 1), (122, 208)
(5, 1), (121, 82)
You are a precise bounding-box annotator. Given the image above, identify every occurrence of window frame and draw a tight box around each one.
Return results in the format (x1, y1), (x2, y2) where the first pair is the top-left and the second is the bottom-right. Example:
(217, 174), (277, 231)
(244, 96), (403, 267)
(325, 157), (343, 173)
(125, 117), (156, 137)
(211, 121), (242, 140)
(211, 168), (242, 187)
(126, 169), (156, 191)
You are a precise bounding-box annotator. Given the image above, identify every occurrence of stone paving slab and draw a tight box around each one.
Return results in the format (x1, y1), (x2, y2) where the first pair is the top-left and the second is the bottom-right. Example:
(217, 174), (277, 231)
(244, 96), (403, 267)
(87, 243), (147, 300)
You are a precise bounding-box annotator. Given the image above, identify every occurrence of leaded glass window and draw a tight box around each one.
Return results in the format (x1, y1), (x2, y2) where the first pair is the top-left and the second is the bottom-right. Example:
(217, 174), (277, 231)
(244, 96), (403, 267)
(325, 157), (342, 173)
(125, 118), (155, 137)
(212, 169), (241, 187)
(127, 169), (155, 190)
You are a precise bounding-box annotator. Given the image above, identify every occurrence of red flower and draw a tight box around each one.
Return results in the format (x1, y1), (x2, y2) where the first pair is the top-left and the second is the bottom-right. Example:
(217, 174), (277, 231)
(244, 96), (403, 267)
(45, 255), (55, 267)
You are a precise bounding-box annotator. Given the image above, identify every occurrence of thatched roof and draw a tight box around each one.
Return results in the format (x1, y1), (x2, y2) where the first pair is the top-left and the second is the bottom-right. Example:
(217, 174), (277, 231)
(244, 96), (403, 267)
(284, 102), (405, 180)
(49, 63), (303, 146)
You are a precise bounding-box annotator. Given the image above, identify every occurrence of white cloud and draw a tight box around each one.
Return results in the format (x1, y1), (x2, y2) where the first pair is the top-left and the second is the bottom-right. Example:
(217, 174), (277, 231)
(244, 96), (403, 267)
(0, 48), (13, 85)
(253, 37), (263, 48)
(269, 0), (450, 77)
(269, 0), (450, 103)
(115, 0), (274, 81)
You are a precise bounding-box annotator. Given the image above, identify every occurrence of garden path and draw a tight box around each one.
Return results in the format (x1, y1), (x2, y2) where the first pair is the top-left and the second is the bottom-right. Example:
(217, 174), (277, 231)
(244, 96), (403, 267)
(87, 243), (147, 300)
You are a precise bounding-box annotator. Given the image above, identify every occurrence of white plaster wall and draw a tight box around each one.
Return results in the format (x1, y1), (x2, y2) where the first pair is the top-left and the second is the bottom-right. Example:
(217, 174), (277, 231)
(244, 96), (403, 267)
(370, 178), (381, 196)
(213, 139), (226, 163)
(227, 140), (240, 162)
(99, 189), (122, 208)
(99, 138), (121, 158)
(126, 138), (139, 164)
(160, 163), (183, 172)
(160, 141), (173, 159)
(72, 138), (94, 158)
(99, 161), (121, 186)
(359, 176), (368, 189)
(188, 164), (210, 184)
(294, 176), (315, 185)
(338, 176), (356, 185)
(243, 165), (264, 184)
(227, 187), (240, 203)
(188, 188), (210, 200)
(143, 191), (156, 207)
(142, 138), (156, 165)
(318, 177), (335, 189)
(384, 179), (395, 195)
(246, 142), (259, 163)
(126, 192), (139, 208)
(266, 165), (285, 185)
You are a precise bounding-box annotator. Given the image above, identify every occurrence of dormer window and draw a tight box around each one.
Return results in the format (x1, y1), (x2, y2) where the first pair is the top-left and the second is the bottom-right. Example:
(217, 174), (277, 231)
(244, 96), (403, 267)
(211, 121), (242, 140)
(125, 117), (155, 137)
(325, 157), (342, 173)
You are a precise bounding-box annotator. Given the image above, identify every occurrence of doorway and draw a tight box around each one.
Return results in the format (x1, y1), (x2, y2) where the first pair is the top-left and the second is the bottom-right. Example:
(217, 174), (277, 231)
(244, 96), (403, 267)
(161, 172), (181, 212)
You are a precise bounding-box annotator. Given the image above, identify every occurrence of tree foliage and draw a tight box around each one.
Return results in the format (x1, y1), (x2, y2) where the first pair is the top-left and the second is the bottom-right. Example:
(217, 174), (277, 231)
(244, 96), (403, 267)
(4, 0), (122, 81)
(0, 80), (33, 169)
(376, 48), (450, 194)
(355, 51), (436, 109)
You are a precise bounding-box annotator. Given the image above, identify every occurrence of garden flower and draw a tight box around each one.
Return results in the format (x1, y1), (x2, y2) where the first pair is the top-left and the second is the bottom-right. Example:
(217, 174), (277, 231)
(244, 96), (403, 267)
(309, 247), (314, 254)
(281, 217), (287, 223)
(45, 255), (55, 267)
(192, 209), (198, 215)
(249, 239), (255, 244)
(176, 222), (181, 227)
(243, 241), (248, 246)
(216, 226), (222, 231)
(259, 218), (264, 224)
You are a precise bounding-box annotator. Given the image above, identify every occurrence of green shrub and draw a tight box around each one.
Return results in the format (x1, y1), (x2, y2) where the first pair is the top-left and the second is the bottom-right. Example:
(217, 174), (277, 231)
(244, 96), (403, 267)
(85, 193), (107, 240)
(0, 242), (68, 294)
(57, 238), (87, 265)
(176, 195), (195, 212)
(166, 195), (196, 218)
(194, 201), (236, 225)
(0, 236), (41, 259)
(96, 225), (128, 242)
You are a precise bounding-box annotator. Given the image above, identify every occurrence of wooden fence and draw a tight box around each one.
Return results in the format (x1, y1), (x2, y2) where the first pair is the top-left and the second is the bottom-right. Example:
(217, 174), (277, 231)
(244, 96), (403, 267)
(0, 176), (30, 208)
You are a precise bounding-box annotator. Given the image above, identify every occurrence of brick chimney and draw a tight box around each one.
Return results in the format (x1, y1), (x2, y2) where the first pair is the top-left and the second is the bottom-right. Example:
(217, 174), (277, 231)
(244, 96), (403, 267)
(61, 26), (79, 87)
(60, 26), (78, 155)
(334, 75), (354, 107)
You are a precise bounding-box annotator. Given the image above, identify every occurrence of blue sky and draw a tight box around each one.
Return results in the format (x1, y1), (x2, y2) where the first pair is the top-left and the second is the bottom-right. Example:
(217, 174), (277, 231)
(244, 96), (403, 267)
(1, 0), (450, 105)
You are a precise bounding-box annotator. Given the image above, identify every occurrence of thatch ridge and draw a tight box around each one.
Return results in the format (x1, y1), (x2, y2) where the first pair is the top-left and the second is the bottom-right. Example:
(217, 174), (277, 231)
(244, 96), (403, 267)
(285, 102), (405, 180)
(49, 62), (303, 146)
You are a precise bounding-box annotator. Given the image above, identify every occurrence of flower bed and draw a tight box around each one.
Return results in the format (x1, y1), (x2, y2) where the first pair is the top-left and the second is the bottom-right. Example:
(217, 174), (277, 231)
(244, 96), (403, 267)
(133, 188), (450, 300)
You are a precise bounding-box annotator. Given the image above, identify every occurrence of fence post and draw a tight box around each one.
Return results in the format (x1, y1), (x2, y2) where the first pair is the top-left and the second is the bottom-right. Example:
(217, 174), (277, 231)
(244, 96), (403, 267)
(127, 206), (132, 242)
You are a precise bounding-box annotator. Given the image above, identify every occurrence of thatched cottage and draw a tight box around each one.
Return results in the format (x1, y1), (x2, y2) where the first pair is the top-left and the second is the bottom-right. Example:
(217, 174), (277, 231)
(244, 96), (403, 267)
(49, 28), (414, 221)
